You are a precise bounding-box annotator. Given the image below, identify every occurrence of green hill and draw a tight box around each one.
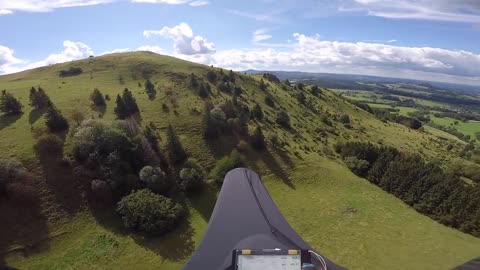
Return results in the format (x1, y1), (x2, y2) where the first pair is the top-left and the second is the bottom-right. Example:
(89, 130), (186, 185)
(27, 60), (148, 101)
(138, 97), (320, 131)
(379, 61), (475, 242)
(0, 51), (479, 270)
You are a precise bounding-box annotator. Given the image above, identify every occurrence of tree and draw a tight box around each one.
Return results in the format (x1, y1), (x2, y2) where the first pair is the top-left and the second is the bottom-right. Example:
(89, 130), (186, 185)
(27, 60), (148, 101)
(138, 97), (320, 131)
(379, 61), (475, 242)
(144, 79), (156, 99)
(296, 92), (306, 104)
(190, 73), (198, 88)
(252, 103), (264, 120)
(144, 122), (160, 153)
(33, 134), (64, 159)
(259, 79), (267, 91)
(210, 149), (244, 185)
(45, 105), (68, 132)
(90, 88), (106, 107)
(139, 166), (169, 194)
(264, 96), (274, 107)
(122, 88), (139, 115)
(229, 70), (235, 83)
(114, 95), (129, 119)
(344, 156), (370, 176)
(276, 110), (290, 128)
(251, 126), (265, 150)
(284, 79), (291, 86)
(116, 189), (184, 234)
(32, 87), (51, 109)
(0, 90), (22, 115)
(179, 159), (204, 192)
(166, 125), (187, 164)
(198, 83), (208, 98)
(311, 85), (320, 96)
(71, 109), (85, 125)
(206, 70), (217, 83)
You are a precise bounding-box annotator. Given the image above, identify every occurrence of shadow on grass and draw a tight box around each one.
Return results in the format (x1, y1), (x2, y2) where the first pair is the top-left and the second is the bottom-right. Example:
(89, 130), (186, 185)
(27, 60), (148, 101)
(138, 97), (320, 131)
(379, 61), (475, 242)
(28, 109), (45, 125)
(0, 113), (22, 131)
(0, 181), (49, 266)
(204, 134), (238, 160)
(260, 149), (295, 189)
(188, 186), (218, 222)
(133, 219), (195, 262)
(38, 157), (84, 215)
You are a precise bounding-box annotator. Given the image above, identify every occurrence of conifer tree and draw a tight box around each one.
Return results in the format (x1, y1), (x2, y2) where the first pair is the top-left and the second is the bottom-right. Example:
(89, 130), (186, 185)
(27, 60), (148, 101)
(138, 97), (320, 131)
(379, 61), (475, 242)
(45, 105), (68, 132)
(0, 90), (22, 115)
(251, 125), (265, 150)
(90, 88), (106, 107)
(114, 95), (129, 119)
(122, 88), (139, 115)
(166, 125), (187, 164)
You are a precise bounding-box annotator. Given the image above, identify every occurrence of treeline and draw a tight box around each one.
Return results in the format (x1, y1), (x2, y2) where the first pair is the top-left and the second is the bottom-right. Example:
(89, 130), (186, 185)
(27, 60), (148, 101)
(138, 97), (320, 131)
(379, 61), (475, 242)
(433, 111), (480, 122)
(336, 142), (480, 237)
(352, 101), (422, 129)
(428, 122), (474, 143)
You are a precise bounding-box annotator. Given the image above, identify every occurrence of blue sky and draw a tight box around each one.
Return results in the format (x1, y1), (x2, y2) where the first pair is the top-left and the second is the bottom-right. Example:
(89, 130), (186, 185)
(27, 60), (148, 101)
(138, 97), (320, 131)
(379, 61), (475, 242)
(1, 0), (480, 85)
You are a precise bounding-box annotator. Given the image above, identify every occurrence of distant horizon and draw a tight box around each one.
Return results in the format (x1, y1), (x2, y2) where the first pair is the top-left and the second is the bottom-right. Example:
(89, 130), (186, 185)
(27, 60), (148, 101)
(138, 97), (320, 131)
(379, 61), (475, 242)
(1, 1), (480, 86)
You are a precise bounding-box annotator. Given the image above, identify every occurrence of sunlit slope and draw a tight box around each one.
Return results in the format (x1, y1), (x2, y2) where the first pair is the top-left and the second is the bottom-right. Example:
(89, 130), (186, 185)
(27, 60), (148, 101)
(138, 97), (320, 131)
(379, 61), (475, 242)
(0, 51), (479, 270)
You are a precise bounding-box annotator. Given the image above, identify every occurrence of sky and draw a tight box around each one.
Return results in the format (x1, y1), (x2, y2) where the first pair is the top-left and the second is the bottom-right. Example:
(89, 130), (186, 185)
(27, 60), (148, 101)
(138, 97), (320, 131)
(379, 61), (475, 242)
(1, 0), (480, 85)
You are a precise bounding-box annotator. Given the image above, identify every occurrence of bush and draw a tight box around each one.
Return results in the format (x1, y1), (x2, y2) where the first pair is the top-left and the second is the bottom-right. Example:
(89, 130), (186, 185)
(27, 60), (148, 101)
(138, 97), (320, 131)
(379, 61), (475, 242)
(139, 166), (169, 194)
(276, 110), (290, 128)
(264, 96), (274, 107)
(252, 103), (264, 120)
(0, 159), (28, 199)
(206, 70), (217, 83)
(34, 134), (64, 159)
(179, 159), (204, 192)
(340, 114), (351, 124)
(59, 67), (83, 77)
(344, 156), (370, 176)
(117, 189), (184, 234)
(210, 149), (244, 185)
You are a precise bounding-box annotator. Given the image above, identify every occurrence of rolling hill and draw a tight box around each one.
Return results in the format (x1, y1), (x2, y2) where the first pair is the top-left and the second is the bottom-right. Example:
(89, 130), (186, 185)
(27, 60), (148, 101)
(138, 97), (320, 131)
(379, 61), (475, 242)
(0, 51), (479, 270)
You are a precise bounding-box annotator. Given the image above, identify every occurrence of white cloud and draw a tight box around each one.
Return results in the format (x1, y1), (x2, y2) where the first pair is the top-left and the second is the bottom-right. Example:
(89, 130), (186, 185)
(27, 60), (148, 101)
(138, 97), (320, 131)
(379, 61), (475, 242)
(171, 33), (480, 85)
(252, 29), (272, 43)
(189, 0), (209, 6)
(345, 0), (480, 23)
(0, 46), (23, 74)
(137, 45), (165, 54)
(144, 23), (215, 55)
(0, 0), (113, 12)
(23, 41), (93, 70)
(0, 8), (12, 15)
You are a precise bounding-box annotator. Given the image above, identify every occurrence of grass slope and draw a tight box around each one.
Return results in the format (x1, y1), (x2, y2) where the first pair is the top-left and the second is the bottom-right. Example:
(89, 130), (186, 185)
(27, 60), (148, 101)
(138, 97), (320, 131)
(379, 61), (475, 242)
(1, 52), (479, 269)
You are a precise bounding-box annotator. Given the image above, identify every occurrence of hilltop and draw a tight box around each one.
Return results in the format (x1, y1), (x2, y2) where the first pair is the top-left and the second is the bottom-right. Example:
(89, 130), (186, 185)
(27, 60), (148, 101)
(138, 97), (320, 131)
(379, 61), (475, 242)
(0, 51), (479, 270)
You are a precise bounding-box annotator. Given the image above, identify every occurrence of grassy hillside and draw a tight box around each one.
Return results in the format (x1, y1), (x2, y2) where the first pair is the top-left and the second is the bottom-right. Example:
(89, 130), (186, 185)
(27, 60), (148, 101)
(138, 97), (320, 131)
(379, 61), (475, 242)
(1, 51), (479, 270)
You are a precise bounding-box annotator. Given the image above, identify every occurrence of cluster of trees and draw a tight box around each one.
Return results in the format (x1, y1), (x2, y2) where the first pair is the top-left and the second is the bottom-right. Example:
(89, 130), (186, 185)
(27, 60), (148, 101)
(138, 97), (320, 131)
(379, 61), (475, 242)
(72, 119), (203, 234)
(190, 73), (210, 98)
(29, 87), (69, 132)
(114, 88), (139, 119)
(336, 142), (480, 237)
(352, 101), (422, 129)
(262, 73), (280, 84)
(203, 99), (250, 139)
(59, 67), (83, 77)
(0, 90), (22, 115)
(30, 87), (51, 109)
(434, 111), (480, 122)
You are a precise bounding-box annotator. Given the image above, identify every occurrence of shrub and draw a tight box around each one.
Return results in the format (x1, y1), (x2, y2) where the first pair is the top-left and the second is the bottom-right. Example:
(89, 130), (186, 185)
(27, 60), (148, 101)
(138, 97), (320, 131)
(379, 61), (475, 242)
(117, 189), (184, 234)
(0, 159), (28, 199)
(206, 70), (217, 83)
(45, 105), (69, 132)
(252, 103), (264, 120)
(179, 159), (204, 192)
(264, 96), (274, 107)
(139, 166), (169, 194)
(236, 140), (248, 152)
(59, 67), (83, 77)
(276, 110), (290, 128)
(311, 85), (320, 96)
(344, 156), (370, 176)
(217, 81), (234, 93)
(71, 109), (85, 125)
(34, 134), (64, 159)
(90, 88), (106, 107)
(210, 149), (244, 185)
(340, 114), (351, 124)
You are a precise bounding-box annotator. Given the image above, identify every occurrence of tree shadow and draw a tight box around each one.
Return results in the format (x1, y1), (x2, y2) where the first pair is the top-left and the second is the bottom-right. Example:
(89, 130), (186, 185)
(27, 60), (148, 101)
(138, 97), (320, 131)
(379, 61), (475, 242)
(0, 180), (49, 266)
(260, 149), (295, 189)
(275, 147), (295, 168)
(132, 217), (195, 262)
(204, 134), (238, 160)
(38, 157), (84, 215)
(0, 113), (22, 131)
(28, 109), (45, 125)
(188, 186), (218, 221)
(92, 105), (106, 118)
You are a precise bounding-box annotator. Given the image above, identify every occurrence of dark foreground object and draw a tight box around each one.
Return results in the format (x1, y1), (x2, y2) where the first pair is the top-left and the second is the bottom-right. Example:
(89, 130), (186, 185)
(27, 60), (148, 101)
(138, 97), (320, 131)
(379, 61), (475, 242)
(456, 258), (480, 270)
(183, 168), (345, 270)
